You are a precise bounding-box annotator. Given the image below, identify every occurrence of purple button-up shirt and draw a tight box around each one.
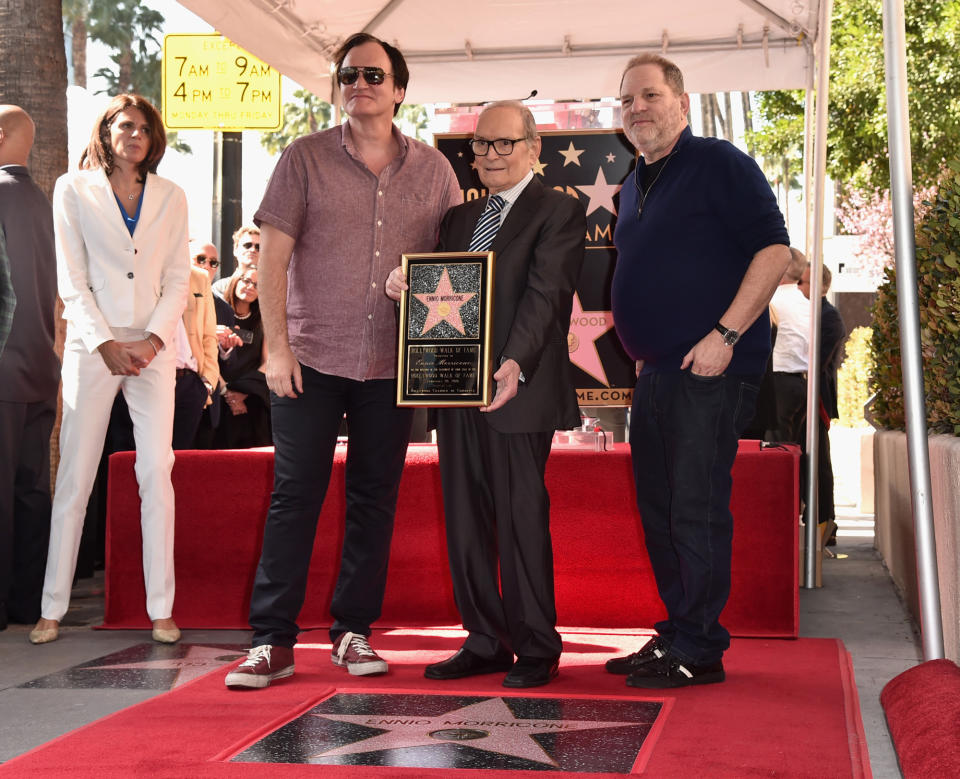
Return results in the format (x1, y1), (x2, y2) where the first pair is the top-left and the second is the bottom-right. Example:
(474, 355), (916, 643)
(255, 123), (461, 380)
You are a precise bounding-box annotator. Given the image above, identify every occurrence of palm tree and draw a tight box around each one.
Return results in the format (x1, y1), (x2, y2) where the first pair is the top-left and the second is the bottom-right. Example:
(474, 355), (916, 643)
(0, 0), (69, 479)
(87, 0), (163, 101)
(62, 0), (89, 88)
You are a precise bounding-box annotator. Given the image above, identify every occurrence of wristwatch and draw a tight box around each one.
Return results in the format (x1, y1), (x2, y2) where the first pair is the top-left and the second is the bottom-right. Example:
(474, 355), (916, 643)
(714, 321), (740, 347)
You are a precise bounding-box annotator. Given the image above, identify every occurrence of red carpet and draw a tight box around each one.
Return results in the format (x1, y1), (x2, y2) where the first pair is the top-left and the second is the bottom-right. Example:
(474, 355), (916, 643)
(881, 658), (960, 778)
(102, 442), (799, 636)
(1, 631), (868, 777)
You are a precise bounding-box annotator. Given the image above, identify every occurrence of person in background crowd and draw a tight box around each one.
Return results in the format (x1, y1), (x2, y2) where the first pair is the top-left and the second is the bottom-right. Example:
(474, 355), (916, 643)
(30, 94), (190, 646)
(225, 32), (460, 690)
(798, 261), (848, 546)
(170, 242), (220, 449)
(608, 54), (790, 688)
(214, 268), (271, 449)
(212, 225), (259, 298)
(0, 105), (60, 631)
(770, 248), (810, 444)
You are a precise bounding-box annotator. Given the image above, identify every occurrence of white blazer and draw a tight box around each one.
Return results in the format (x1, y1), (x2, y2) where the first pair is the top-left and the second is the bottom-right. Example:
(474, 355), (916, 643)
(53, 167), (191, 353)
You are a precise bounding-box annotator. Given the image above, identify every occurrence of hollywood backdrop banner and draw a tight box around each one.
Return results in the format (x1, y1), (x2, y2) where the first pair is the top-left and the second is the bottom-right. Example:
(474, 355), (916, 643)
(436, 129), (636, 407)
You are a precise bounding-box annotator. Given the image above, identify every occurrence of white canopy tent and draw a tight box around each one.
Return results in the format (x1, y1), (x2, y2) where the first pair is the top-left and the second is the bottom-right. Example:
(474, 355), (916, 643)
(176, 0), (943, 659)
(178, 0), (821, 100)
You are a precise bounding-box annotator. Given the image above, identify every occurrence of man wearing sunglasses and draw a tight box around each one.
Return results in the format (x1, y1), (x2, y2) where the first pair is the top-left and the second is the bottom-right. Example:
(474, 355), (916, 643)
(226, 32), (460, 691)
(165, 240), (221, 449)
(212, 225), (260, 298)
(387, 101), (586, 688)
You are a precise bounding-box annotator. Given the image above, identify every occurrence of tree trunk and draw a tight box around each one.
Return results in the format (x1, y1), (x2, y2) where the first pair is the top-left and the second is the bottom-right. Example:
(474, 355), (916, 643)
(118, 47), (133, 94)
(0, 0), (69, 485)
(700, 93), (717, 137)
(741, 91), (755, 155)
(721, 92), (734, 142)
(782, 156), (791, 229)
(72, 17), (87, 88)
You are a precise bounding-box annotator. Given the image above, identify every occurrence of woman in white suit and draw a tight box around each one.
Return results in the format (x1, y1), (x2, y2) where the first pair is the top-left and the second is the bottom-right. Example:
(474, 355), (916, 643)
(30, 95), (190, 645)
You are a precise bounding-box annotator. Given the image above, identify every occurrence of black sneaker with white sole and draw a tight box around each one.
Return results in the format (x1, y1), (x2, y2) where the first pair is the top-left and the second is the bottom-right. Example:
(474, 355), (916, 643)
(605, 637), (667, 674)
(625, 653), (725, 689)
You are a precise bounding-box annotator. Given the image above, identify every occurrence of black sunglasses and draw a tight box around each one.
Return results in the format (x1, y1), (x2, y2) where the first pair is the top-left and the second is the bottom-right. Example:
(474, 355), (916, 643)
(241, 241), (260, 251)
(195, 255), (220, 268)
(337, 66), (392, 86)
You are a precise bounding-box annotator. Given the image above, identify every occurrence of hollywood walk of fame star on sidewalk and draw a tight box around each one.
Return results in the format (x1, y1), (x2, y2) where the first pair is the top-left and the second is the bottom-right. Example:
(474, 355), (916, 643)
(308, 696), (643, 767)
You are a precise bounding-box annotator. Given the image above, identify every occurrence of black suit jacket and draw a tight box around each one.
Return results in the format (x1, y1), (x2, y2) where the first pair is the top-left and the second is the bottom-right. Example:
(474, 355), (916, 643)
(819, 299), (846, 420)
(437, 178), (586, 434)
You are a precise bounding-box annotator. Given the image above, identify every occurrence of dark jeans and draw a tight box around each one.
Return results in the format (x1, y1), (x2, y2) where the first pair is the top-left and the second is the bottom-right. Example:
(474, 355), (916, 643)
(172, 369), (208, 450)
(248, 367), (413, 648)
(0, 398), (55, 624)
(630, 370), (760, 665)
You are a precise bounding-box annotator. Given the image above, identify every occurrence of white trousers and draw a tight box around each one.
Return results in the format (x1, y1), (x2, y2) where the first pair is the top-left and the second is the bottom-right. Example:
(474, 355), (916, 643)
(41, 330), (177, 622)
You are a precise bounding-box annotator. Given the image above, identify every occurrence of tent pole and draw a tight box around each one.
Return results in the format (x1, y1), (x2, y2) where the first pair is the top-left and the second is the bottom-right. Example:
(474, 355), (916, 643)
(803, 0), (833, 588)
(802, 48), (814, 253)
(881, 0), (944, 660)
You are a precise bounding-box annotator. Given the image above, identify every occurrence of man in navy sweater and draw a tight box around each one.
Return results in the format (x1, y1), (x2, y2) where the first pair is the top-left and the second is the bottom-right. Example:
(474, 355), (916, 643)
(607, 54), (791, 688)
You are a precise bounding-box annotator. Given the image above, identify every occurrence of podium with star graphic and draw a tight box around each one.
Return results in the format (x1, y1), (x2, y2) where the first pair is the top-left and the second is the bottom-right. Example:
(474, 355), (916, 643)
(437, 129), (637, 407)
(396, 251), (496, 406)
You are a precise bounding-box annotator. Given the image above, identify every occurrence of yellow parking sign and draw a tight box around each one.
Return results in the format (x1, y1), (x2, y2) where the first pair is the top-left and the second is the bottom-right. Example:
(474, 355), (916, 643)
(162, 34), (282, 131)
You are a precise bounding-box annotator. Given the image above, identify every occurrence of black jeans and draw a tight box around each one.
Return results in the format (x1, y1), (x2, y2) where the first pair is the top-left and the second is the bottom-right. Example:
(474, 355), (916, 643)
(629, 370), (760, 665)
(248, 367), (413, 648)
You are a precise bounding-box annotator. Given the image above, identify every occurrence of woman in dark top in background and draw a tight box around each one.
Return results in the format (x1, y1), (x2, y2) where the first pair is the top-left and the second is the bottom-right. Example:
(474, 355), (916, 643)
(214, 268), (271, 448)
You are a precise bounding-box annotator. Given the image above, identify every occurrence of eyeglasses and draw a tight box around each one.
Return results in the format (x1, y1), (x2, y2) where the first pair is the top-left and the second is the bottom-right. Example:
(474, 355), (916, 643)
(240, 241), (260, 251)
(194, 255), (220, 268)
(470, 138), (527, 156)
(238, 277), (258, 289)
(337, 66), (392, 86)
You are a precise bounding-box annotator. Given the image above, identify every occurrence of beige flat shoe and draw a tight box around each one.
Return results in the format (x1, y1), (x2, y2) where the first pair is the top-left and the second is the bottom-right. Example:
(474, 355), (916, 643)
(152, 621), (181, 644)
(29, 620), (60, 644)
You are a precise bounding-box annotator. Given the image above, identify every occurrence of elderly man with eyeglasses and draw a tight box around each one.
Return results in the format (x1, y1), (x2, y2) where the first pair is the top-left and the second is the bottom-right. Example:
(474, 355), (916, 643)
(387, 101), (587, 688)
(225, 32), (460, 690)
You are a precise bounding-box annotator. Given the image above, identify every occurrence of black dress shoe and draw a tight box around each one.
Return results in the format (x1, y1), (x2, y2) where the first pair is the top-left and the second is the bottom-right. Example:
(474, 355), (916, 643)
(424, 648), (513, 680)
(503, 656), (559, 688)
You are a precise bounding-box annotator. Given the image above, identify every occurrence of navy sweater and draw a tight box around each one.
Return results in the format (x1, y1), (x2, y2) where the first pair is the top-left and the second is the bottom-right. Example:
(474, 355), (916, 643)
(612, 127), (789, 376)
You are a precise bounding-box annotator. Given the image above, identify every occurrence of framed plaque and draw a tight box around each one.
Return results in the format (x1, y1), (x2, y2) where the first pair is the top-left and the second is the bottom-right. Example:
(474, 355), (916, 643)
(396, 251), (495, 407)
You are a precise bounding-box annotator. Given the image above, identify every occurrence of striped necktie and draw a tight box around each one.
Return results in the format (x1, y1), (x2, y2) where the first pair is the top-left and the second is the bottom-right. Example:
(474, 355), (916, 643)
(467, 194), (506, 251)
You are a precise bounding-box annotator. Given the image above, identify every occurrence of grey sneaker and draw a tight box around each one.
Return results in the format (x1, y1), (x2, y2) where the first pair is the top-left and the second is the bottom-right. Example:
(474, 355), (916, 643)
(331, 632), (388, 676)
(225, 644), (295, 689)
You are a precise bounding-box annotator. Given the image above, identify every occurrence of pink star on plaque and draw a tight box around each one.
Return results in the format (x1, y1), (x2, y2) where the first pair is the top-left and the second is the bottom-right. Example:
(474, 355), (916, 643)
(413, 267), (476, 335)
(567, 292), (616, 385)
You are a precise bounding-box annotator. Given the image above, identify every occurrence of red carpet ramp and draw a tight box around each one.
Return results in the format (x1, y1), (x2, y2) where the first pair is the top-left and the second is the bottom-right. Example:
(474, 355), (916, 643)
(881, 658), (960, 778)
(103, 442), (798, 636)
(0, 631), (868, 778)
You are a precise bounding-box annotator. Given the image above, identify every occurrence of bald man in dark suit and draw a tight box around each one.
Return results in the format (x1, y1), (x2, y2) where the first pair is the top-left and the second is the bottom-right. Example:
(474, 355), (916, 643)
(388, 100), (586, 687)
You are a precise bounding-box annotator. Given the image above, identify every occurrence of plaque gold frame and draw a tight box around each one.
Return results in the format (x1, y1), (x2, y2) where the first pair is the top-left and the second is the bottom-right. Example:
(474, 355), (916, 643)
(396, 251), (496, 407)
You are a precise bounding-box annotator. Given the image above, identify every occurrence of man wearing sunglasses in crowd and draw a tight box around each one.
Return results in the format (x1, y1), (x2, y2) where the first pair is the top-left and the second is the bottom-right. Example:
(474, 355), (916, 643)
(226, 32), (460, 690)
(212, 225), (260, 298)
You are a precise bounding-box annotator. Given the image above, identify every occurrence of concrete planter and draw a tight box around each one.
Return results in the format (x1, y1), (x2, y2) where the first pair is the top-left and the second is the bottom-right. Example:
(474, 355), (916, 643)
(874, 429), (960, 662)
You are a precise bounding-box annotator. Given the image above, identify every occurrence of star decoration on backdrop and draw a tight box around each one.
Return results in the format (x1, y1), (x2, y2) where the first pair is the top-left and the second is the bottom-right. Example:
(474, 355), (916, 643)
(413, 268), (476, 335)
(532, 158), (548, 176)
(307, 696), (639, 767)
(575, 167), (622, 217)
(558, 141), (585, 167)
(457, 151), (464, 157)
(606, 152), (617, 163)
(568, 292), (616, 386)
